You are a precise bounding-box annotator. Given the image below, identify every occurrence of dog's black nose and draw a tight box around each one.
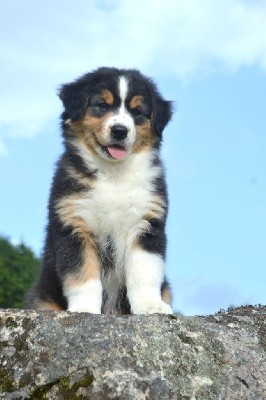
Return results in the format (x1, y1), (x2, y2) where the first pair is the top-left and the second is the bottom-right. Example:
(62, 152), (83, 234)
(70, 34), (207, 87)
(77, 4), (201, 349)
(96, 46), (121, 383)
(111, 124), (128, 141)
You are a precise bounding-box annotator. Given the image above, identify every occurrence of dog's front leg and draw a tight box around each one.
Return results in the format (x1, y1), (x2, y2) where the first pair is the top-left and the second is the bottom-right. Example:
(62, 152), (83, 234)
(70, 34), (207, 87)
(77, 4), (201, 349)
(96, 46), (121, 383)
(125, 245), (173, 315)
(55, 229), (102, 314)
(64, 270), (102, 314)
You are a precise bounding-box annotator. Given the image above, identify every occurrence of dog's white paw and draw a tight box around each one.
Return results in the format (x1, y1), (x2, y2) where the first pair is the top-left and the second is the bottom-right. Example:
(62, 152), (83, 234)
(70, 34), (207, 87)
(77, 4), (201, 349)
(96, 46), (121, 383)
(68, 305), (101, 314)
(65, 279), (102, 314)
(131, 298), (173, 315)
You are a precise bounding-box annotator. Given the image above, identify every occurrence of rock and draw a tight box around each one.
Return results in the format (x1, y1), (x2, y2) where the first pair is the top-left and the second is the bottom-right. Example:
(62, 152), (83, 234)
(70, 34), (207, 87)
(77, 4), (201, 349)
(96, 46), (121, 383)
(0, 306), (265, 399)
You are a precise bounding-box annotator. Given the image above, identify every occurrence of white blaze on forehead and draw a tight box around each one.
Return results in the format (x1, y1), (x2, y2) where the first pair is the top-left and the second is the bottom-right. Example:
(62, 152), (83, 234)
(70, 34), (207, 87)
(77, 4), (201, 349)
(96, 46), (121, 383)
(102, 74), (136, 150)
(118, 75), (128, 112)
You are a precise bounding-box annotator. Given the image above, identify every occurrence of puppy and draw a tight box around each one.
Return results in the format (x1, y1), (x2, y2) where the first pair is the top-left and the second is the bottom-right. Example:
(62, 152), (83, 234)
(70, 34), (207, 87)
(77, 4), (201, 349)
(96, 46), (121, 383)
(26, 67), (173, 314)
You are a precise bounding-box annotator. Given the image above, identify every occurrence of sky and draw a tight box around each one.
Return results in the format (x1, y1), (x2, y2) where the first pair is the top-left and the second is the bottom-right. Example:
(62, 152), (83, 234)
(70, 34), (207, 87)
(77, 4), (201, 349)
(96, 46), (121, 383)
(0, 0), (265, 315)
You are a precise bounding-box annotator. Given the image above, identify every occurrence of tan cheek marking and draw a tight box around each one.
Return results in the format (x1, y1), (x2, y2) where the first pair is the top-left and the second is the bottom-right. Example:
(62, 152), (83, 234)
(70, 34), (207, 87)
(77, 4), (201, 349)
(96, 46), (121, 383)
(161, 287), (172, 305)
(129, 95), (143, 109)
(102, 89), (114, 105)
(132, 119), (158, 153)
(82, 112), (113, 131)
(55, 194), (101, 287)
(37, 301), (64, 311)
(83, 113), (114, 148)
(82, 115), (102, 130)
(68, 112), (114, 153)
(69, 115), (102, 138)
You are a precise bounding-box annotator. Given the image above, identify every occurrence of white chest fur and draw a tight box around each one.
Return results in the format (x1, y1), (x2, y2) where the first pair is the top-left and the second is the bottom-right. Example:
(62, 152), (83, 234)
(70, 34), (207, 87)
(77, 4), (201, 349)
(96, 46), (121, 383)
(73, 150), (162, 271)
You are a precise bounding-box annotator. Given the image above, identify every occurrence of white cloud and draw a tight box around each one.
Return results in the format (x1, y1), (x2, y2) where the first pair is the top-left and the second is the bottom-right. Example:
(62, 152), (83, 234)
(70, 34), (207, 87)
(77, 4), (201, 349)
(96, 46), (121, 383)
(0, 0), (266, 152)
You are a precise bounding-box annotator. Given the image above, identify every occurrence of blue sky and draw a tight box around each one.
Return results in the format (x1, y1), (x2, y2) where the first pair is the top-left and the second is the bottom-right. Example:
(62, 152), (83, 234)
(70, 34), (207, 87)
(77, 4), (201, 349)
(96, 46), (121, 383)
(0, 0), (265, 315)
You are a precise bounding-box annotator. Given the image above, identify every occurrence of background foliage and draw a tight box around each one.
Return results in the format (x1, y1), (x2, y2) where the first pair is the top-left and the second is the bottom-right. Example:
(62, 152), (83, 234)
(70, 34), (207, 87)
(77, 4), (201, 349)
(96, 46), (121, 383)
(0, 236), (40, 308)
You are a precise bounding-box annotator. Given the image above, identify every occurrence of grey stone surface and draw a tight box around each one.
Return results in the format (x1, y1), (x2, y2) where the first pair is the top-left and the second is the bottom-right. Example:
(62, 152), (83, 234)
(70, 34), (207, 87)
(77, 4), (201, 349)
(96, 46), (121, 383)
(0, 306), (265, 399)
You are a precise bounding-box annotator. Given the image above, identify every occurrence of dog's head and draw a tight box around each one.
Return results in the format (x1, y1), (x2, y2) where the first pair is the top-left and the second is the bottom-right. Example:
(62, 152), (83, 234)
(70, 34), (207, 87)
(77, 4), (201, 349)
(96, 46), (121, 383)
(59, 67), (172, 161)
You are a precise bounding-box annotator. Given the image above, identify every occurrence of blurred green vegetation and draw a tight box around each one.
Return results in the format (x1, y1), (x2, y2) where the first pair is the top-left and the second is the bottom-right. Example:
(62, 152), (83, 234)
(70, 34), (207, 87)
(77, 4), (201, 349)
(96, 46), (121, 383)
(0, 236), (40, 309)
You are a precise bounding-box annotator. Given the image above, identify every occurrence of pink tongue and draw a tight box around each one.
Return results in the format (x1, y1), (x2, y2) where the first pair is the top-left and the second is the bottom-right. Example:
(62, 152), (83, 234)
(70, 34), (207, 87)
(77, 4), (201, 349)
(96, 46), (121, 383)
(107, 146), (127, 159)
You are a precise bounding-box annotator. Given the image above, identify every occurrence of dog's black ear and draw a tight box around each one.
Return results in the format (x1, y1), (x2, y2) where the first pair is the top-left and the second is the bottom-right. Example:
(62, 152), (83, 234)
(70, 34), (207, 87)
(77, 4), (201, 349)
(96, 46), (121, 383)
(58, 81), (89, 122)
(151, 97), (173, 137)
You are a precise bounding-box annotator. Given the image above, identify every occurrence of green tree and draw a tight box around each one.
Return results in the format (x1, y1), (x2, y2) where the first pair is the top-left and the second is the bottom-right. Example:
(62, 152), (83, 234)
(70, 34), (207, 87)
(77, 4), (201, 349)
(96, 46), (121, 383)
(0, 236), (40, 308)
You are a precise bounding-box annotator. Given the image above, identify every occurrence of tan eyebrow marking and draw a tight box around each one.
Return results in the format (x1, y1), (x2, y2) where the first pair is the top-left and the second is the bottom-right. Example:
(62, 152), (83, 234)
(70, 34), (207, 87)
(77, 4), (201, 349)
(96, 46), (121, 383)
(129, 95), (143, 109)
(102, 89), (114, 105)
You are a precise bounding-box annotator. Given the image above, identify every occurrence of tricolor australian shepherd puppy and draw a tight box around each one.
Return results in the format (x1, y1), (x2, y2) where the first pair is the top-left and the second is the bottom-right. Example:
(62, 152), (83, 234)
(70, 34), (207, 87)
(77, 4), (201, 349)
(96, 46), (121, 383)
(26, 67), (173, 315)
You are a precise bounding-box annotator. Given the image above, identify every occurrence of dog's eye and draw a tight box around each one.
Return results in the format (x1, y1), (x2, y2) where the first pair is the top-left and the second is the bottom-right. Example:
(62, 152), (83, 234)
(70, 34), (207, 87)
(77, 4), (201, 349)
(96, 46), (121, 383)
(131, 108), (143, 117)
(96, 102), (109, 111)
